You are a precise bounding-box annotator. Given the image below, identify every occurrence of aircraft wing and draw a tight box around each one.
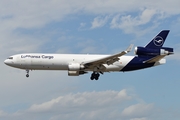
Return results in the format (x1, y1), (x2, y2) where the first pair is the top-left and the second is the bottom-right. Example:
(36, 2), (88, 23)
(83, 44), (133, 68)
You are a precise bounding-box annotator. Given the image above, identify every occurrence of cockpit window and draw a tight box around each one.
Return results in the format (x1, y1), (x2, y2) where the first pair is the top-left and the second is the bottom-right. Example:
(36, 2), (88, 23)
(8, 57), (13, 59)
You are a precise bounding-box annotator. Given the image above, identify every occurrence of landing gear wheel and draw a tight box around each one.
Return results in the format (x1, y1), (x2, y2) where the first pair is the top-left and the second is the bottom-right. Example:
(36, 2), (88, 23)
(90, 73), (95, 80)
(90, 72), (100, 80)
(95, 73), (100, 80)
(26, 74), (29, 78)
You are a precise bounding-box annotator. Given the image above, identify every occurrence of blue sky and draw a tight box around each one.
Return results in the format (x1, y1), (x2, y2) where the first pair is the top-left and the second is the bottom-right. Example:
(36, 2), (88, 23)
(0, 0), (180, 120)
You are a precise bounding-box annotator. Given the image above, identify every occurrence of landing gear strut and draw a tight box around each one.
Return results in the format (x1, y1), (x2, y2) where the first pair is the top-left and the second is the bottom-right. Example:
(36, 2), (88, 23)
(26, 69), (29, 78)
(90, 72), (100, 80)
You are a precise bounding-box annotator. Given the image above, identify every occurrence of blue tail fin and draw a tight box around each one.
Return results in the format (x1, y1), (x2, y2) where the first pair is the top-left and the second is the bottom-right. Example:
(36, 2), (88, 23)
(145, 30), (170, 49)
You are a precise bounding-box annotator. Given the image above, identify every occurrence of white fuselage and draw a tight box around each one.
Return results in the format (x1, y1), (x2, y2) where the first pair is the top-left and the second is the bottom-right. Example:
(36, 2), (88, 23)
(4, 53), (135, 72)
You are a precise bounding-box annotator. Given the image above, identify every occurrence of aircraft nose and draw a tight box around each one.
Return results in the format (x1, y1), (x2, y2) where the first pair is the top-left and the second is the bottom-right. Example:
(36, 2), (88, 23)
(4, 59), (10, 65)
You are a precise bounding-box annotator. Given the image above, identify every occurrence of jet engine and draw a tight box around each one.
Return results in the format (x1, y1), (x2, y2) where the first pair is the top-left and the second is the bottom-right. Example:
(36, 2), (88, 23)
(68, 63), (84, 71)
(135, 47), (173, 56)
(68, 63), (86, 76)
(68, 71), (87, 76)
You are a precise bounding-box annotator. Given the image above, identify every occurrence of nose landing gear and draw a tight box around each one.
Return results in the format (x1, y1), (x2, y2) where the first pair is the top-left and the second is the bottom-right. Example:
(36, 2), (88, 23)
(26, 69), (29, 78)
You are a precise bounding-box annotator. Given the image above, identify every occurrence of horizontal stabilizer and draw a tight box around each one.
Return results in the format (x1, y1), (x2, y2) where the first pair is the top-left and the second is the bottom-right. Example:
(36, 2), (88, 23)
(143, 55), (166, 63)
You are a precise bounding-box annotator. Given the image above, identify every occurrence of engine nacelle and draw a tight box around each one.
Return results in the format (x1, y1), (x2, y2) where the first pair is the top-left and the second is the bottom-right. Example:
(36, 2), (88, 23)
(135, 47), (173, 56)
(68, 71), (87, 76)
(68, 63), (84, 71)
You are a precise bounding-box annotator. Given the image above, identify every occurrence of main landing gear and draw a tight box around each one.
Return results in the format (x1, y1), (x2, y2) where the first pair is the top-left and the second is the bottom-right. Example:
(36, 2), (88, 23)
(90, 72), (100, 80)
(26, 69), (29, 78)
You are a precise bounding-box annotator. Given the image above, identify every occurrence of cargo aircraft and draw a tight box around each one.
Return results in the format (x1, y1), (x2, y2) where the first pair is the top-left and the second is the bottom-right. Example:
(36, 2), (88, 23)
(4, 30), (174, 80)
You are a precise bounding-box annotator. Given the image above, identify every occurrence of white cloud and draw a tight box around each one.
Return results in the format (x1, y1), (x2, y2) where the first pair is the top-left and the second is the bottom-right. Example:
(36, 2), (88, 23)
(0, 0), (179, 56)
(121, 103), (154, 119)
(110, 8), (160, 35)
(0, 89), (156, 120)
(91, 16), (109, 29)
(0, 0), (179, 32)
(139, 9), (157, 24)
(28, 89), (131, 113)
(0, 110), (8, 117)
(130, 118), (148, 120)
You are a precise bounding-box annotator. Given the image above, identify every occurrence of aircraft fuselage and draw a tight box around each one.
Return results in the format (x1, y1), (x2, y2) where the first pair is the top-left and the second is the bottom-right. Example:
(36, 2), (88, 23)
(4, 30), (173, 80)
(4, 53), (165, 72)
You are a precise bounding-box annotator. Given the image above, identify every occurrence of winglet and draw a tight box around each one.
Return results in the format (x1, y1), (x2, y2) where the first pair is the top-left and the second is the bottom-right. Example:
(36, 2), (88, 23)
(126, 44), (134, 53)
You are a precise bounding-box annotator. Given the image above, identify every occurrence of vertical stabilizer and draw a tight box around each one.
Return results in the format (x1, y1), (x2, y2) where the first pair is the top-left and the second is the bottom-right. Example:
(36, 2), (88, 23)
(145, 30), (170, 49)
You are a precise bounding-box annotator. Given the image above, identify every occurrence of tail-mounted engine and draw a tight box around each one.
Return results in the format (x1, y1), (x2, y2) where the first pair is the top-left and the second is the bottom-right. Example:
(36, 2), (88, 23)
(135, 46), (174, 56)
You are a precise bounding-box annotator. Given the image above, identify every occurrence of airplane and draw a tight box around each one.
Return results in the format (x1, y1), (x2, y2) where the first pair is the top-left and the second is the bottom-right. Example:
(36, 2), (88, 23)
(4, 30), (174, 80)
